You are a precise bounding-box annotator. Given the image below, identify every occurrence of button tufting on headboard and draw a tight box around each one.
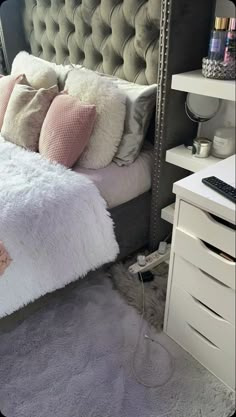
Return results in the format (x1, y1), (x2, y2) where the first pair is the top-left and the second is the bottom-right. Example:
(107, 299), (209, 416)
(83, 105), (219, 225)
(2, 0), (161, 84)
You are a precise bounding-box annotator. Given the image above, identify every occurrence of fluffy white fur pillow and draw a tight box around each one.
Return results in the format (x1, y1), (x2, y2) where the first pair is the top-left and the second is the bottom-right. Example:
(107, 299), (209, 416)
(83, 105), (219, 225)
(65, 70), (126, 169)
(11, 51), (58, 90)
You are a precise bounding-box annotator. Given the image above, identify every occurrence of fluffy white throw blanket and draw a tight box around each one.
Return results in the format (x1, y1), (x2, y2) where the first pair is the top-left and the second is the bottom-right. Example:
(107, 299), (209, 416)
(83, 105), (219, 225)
(0, 138), (119, 318)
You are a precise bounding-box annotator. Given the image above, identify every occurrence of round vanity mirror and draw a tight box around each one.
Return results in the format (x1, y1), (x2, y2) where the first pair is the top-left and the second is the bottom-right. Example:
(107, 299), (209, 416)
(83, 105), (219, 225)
(185, 93), (221, 123)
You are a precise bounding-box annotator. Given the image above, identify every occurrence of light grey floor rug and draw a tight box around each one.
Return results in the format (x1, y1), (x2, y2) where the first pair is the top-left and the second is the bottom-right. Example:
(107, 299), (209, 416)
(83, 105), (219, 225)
(111, 262), (169, 331)
(0, 270), (235, 417)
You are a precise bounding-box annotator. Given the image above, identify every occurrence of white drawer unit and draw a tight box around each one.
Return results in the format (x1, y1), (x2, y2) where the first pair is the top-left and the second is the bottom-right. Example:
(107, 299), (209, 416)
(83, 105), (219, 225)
(172, 256), (235, 325)
(167, 290), (235, 389)
(178, 201), (236, 258)
(174, 229), (235, 290)
(164, 157), (236, 390)
(168, 285), (235, 357)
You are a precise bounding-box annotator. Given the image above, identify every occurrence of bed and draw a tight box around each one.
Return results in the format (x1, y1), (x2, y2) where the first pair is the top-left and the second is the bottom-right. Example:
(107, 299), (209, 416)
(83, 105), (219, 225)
(0, 0), (217, 257)
(0, 0), (216, 323)
(0, 0), (160, 260)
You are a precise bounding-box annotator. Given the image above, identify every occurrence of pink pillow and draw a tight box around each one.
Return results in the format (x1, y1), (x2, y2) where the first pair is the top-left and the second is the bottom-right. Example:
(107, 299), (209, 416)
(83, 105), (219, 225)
(0, 74), (26, 129)
(39, 94), (96, 168)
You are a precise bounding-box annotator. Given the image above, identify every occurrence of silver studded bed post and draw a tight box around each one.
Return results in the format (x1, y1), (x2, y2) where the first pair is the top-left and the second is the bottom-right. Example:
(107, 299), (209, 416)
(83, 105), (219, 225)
(150, 0), (215, 249)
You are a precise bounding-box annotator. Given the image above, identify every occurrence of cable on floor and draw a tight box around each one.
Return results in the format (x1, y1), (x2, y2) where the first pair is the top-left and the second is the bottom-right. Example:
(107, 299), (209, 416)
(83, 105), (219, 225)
(131, 271), (175, 388)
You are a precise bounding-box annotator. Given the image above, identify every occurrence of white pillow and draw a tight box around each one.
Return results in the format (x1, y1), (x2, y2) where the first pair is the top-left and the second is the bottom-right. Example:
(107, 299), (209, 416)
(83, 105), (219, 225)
(71, 67), (157, 166)
(33, 57), (74, 90)
(11, 51), (58, 89)
(111, 80), (156, 166)
(65, 69), (126, 169)
(46, 61), (73, 90)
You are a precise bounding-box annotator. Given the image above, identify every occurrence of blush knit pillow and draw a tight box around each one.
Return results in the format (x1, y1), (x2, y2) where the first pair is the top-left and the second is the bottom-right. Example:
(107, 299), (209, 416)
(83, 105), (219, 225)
(39, 94), (96, 168)
(0, 74), (26, 130)
(65, 69), (126, 169)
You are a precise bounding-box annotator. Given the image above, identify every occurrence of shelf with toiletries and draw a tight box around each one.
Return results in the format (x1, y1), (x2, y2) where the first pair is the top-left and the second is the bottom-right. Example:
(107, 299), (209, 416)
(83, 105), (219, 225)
(165, 90), (235, 173)
(165, 145), (220, 173)
(161, 11), (235, 226)
(171, 70), (235, 101)
(172, 16), (236, 101)
(168, 14), (235, 172)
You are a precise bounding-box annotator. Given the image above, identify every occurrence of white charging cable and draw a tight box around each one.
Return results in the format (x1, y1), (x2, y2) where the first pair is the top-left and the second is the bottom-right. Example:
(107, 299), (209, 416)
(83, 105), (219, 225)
(131, 272), (175, 388)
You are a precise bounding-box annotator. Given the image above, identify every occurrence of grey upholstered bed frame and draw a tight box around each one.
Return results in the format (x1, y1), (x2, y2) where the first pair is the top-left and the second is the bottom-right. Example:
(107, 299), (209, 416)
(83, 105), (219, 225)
(0, 0), (215, 258)
(0, 0), (161, 259)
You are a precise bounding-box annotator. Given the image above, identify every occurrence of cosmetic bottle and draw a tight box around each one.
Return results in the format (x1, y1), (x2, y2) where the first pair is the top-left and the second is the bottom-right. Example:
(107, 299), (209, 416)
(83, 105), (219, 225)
(224, 17), (236, 63)
(208, 17), (229, 60)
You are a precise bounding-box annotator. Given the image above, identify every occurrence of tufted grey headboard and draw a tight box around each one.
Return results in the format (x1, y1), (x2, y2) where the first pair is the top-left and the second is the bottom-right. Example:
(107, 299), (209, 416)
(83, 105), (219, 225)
(0, 0), (161, 85)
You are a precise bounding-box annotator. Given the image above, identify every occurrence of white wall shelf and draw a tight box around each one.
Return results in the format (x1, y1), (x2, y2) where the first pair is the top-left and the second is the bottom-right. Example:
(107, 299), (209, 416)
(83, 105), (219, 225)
(172, 70), (235, 102)
(161, 203), (175, 224)
(166, 145), (220, 173)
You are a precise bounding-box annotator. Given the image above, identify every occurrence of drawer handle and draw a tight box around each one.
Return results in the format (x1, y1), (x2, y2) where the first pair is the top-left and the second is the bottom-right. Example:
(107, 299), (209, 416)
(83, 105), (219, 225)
(209, 212), (236, 231)
(199, 268), (232, 289)
(187, 324), (219, 350)
(199, 239), (236, 264)
(191, 295), (226, 322)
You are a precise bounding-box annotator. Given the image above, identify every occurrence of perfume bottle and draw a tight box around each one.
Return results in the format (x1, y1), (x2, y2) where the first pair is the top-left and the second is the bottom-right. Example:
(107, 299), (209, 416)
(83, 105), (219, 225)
(208, 17), (229, 60)
(224, 17), (236, 63)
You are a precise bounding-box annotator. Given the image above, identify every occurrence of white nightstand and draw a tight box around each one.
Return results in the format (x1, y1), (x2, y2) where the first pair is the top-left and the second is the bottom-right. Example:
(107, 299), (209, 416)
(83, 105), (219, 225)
(164, 155), (236, 390)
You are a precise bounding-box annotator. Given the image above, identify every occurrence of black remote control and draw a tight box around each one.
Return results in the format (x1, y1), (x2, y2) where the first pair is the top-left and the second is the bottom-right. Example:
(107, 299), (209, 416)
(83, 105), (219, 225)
(202, 176), (236, 204)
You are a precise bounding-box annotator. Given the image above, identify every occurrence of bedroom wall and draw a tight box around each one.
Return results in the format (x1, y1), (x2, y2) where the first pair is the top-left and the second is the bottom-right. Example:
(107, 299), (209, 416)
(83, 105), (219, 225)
(199, 0), (235, 139)
(0, 0), (6, 73)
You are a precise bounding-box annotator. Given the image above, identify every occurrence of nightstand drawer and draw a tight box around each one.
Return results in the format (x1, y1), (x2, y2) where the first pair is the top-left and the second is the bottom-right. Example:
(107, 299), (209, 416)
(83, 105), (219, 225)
(175, 229), (236, 290)
(167, 285), (235, 357)
(172, 255), (235, 325)
(178, 201), (236, 258)
(166, 286), (235, 389)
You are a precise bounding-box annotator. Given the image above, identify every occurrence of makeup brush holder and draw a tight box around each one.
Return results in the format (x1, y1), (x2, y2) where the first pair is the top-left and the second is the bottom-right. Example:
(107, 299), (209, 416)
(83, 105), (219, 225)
(202, 57), (236, 80)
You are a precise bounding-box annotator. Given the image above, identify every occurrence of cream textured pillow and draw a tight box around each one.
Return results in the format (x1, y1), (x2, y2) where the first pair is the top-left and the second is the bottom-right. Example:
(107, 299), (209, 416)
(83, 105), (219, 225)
(11, 51), (58, 89)
(1, 84), (58, 151)
(39, 94), (97, 168)
(0, 74), (27, 129)
(65, 69), (126, 169)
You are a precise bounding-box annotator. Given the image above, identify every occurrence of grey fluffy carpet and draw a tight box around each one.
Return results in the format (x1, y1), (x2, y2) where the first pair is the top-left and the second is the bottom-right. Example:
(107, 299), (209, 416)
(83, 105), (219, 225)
(111, 262), (169, 331)
(0, 270), (235, 417)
